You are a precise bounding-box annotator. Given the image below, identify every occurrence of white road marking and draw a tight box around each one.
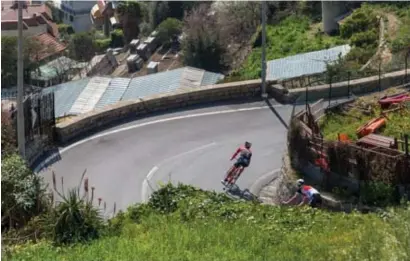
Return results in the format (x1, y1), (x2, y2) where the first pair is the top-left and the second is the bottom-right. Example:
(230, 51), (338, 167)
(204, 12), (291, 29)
(34, 105), (281, 173)
(146, 166), (159, 180)
(141, 166), (159, 202)
(141, 142), (217, 202)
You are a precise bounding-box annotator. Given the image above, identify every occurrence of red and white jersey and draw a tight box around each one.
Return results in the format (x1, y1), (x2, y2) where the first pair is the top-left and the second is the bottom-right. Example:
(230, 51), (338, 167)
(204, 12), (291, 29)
(297, 185), (320, 200)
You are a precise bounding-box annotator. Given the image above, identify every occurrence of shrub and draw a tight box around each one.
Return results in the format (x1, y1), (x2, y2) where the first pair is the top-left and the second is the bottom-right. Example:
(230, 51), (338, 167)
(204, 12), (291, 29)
(350, 29), (378, 48)
(94, 38), (111, 53)
(57, 24), (74, 35)
(1, 154), (48, 230)
(110, 29), (124, 48)
(391, 22), (410, 53)
(43, 171), (104, 245)
(1, 108), (17, 156)
(340, 7), (378, 39)
(157, 18), (182, 46)
(360, 181), (396, 207)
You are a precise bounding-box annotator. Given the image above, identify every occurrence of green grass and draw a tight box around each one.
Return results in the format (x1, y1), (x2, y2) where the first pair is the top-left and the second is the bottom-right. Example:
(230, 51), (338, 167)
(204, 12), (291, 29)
(4, 184), (410, 261)
(228, 15), (346, 81)
(320, 97), (410, 142)
(321, 108), (410, 142)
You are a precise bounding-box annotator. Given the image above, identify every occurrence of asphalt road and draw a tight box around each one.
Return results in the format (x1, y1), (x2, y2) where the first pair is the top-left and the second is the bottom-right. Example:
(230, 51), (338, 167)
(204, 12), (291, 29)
(38, 99), (297, 213)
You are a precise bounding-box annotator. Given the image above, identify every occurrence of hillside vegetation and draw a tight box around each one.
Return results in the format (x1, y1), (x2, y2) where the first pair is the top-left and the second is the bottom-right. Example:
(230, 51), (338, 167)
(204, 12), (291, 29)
(228, 2), (410, 82)
(4, 184), (410, 261)
(320, 88), (410, 141)
(227, 15), (346, 81)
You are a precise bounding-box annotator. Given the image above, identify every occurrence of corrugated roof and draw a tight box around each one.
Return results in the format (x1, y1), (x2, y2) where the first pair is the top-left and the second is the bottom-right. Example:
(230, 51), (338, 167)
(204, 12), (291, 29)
(266, 45), (351, 80)
(179, 67), (205, 91)
(3, 66), (225, 119)
(201, 71), (225, 86)
(122, 68), (185, 101)
(95, 77), (130, 109)
(69, 76), (111, 114)
(46, 78), (90, 118)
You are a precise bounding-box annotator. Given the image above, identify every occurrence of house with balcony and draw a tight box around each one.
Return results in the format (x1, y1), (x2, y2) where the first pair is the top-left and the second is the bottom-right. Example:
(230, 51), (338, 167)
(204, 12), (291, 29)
(1, 1), (58, 37)
(50, 0), (95, 32)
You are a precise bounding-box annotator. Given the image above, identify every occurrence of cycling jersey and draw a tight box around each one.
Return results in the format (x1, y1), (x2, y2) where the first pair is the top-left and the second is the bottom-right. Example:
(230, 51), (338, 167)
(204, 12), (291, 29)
(297, 185), (320, 202)
(231, 146), (252, 161)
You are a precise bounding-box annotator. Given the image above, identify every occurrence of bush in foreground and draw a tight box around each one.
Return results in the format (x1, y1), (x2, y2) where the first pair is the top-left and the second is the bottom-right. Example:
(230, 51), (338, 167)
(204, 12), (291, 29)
(1, 154), (48, 231)
(4, 183), (410, 261)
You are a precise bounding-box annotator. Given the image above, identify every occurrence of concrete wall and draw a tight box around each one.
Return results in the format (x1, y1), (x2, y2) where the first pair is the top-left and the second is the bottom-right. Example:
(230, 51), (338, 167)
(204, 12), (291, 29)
(270, 69), (409, 103)
(322, 1), (347, 34)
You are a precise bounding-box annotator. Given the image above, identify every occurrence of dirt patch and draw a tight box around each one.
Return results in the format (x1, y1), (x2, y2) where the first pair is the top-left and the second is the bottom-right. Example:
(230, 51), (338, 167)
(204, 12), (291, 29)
(386, 13), (401, 39)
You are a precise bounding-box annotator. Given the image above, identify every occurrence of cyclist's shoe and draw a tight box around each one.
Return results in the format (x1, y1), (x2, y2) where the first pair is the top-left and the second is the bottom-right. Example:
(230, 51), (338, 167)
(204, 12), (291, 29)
(221, 179), (227, 185)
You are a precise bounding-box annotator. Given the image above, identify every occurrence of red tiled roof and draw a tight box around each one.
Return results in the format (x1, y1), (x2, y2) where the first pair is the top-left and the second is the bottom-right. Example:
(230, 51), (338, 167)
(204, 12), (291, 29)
(30, 33), (66, 61)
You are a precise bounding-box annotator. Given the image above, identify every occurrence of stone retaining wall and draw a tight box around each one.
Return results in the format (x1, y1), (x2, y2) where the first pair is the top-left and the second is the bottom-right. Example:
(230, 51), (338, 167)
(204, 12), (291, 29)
(56, 79), (272, 143)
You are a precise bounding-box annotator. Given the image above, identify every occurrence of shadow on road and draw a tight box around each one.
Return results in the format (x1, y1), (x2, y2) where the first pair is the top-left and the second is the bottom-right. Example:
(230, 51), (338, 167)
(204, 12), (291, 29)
(225, 185), (262, 203)
(32, 147), (62, 172)
(265, 99), (289, 129)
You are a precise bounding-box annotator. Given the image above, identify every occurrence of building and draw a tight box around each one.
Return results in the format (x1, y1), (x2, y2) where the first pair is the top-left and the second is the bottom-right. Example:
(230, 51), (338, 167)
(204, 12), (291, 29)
(1, 1), (58, 37)
(27, 32), (67, 69)
(31, 56), (84, 87)
(90, 0), (119, 35)
(50, 0), (95, 32)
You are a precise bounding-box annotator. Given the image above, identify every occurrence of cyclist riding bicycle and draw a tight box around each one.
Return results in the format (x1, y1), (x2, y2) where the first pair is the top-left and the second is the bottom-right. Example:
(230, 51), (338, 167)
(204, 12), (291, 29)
(222, 141), (252, 185)
(282, 179), (322, 208)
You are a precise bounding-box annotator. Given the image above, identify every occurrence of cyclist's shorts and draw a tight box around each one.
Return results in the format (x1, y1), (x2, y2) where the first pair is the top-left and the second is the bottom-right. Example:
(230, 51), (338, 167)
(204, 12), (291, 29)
(234, 157), (250, 168)
(309, 193), (322, 208)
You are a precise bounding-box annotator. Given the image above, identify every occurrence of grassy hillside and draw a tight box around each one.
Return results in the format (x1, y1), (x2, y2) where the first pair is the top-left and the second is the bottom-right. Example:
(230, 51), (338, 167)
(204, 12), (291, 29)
(4, 184), (410, 261)
(320, 88), (410, 141)
(227, 3), (410, 82)
(226, 15), (346, 82)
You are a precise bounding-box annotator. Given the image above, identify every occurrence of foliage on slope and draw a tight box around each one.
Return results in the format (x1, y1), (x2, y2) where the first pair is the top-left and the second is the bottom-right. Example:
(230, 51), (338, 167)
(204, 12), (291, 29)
(4, 183), (410, 261)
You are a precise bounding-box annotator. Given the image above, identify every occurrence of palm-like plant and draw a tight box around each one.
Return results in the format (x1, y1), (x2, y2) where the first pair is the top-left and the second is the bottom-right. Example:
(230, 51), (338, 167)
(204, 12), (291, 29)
(46, 170), (104, 245)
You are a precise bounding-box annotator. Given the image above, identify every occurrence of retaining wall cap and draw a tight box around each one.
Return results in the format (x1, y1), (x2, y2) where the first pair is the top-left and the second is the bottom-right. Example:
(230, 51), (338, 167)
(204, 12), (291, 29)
(288, 69), (408, 94)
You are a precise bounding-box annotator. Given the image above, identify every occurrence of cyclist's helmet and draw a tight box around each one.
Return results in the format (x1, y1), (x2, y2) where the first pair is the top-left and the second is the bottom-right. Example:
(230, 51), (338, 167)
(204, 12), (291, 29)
(245, 141), (252, 149)
(296, 179), (304, 187)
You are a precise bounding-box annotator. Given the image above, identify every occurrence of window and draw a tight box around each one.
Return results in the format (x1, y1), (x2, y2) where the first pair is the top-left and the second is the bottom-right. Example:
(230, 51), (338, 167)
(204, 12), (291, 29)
(70, 15), (74, 22)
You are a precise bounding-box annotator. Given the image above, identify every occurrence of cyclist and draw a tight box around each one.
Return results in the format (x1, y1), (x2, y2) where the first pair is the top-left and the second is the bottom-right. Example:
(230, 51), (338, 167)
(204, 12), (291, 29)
(222, 141), (252, 185)
(282, 179), (322, 208)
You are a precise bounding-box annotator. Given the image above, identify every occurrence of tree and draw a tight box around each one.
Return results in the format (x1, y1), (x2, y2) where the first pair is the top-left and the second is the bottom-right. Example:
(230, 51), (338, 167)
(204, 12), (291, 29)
(68, 32), (96, 62)
(182, 4), (226, 73)
(116, 1), (144, 44)
(1, 154), (48, 230)
(214, 2), (261, 45)
(157, 18), (182, 47)
(1, 108), (17, 156)
(1, 36), (47, 87)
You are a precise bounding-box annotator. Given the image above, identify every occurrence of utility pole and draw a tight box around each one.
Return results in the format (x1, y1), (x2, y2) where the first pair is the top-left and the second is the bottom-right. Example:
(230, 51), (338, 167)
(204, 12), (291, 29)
(261, 1), (267, 99)
(17, 0), (26, 158)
